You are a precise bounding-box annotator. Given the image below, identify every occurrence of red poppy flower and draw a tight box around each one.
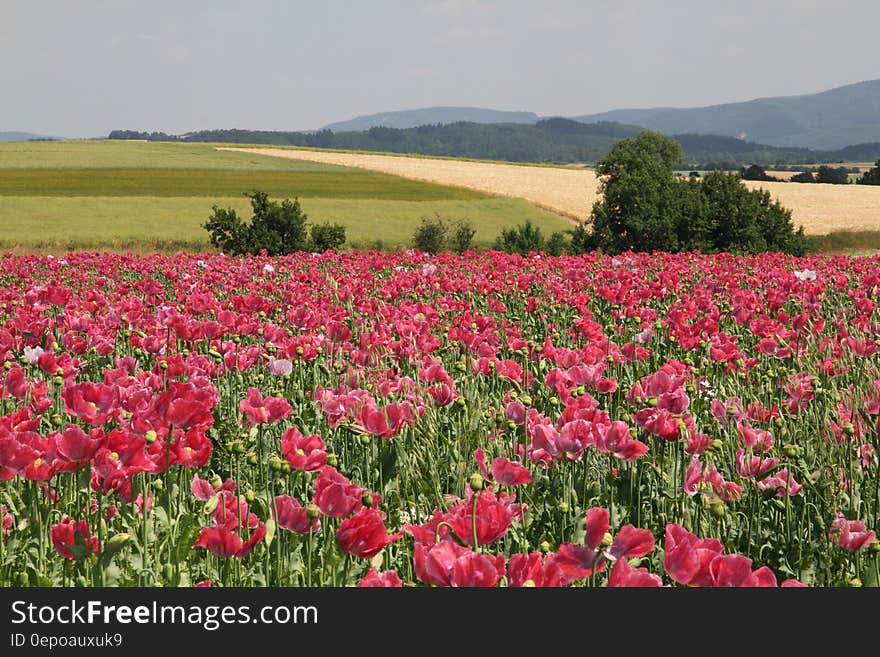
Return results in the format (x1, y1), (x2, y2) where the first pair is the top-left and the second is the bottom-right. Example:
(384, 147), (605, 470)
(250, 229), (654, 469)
(336, 508), (402, 559)
(313, 466), (371, 518)
(50, 517), (99, 560)
(608, 558), (664, 587)
(281, 427), (327, 472)
(607, 524), (655, 561)
(357, 567), (403, 587)
(830, 513), (876, 551)
(56, 425), (104, 463)
(172, 429), (213, 468)
(193, 523), (266, 558)
(413, 540), (505, 587)
(240, 387), (292, 425)
(62, 382), (118, 425)
(507, 552), (563, 587)
(663, 523), (724, 587)
(273, 495), (320, 534)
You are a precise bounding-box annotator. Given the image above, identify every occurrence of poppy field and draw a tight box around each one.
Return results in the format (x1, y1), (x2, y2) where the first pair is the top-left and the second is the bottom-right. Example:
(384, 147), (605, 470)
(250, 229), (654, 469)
(1, 249), (879, 588)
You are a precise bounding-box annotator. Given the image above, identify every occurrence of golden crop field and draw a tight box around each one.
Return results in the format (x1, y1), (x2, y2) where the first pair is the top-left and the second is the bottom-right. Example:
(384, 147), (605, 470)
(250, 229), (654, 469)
(221, 148), (880, 235)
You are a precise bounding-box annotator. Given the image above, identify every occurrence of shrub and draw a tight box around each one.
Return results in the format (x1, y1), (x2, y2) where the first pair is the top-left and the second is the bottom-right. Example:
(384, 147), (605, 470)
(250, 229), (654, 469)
(412, 214), (448, 254)
(815, 165), (850, 184)
(451, 220), (477, 254)
(203, 191), (346, 255)
(309, 223), (347, 252)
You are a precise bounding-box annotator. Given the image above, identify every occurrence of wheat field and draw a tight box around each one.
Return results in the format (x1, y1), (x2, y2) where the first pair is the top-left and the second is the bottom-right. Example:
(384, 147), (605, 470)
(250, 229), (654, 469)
(220, 147), (880, 235)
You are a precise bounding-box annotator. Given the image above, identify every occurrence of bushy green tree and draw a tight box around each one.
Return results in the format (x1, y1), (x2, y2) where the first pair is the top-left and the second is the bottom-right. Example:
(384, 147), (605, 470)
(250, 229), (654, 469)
(309, 223), (347, 252)
(857, 160), (880, 185)
(451, 220), (477, 254)
(790, 171), (816, 183)
(588, 131), (685, 253)
(412, 214), (448, 254)
(204, 191), (345, 255)
(494, 220), (567, 255)
(581, 131), (808, 255)
(816, 165), (850, 184)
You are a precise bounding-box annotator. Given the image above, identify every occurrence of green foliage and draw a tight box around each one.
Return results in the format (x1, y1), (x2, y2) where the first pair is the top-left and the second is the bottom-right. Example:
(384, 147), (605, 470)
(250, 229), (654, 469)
(740, 164), (774, 181)
(203, 191), (345, 255)
(494, 220), (568, 255)
(815, 165), (850, 184)
(857, 160), (880, 185)
(587, 131), (686, 253)
(412, 214), (448, 254)
(790, 171), (815, 183)
(309, 223), (347, 252)
(451, 220), (477, 254)
(411, 215), (478, 254)
(582, 132), (809, 255)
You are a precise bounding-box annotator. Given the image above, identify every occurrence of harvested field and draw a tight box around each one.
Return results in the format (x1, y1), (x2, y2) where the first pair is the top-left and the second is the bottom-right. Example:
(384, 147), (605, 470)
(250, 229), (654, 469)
(221, 147), (880, 235)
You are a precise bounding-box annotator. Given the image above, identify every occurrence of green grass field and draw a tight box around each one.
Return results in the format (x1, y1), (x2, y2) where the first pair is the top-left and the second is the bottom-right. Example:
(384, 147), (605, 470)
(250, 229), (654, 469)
(0, 141), (571, 252)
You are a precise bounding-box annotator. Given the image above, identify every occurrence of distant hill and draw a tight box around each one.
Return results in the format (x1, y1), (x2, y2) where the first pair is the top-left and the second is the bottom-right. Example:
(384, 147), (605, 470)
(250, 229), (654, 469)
(572, 79), (880, 150)
(111, 120), (880, 168)
(0, 132), (58, 142)
(323, 106), (539, 132)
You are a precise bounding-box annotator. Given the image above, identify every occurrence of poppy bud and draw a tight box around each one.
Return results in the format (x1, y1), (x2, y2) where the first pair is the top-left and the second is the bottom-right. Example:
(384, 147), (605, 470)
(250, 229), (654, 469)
(361, 492), (375, 507)
(539, 540), (552, 553)
(3, 361), (10, 370)
(648, 396), (658, 407)
(104, 533), (130, 555)
(245, 489), (256, 502)
(327, 453), (338, 467)
(557, 501), (569, 513)
(843, 423), (855, 436)
(153, 479), (164, 491)
(145, 430), (157, 443)
(204, 495), (220, 514)
(51, 413), (63, 427)
(521, 395), (532, 405)
(246, 452), (258, 465)
(210, 474), (222, 488)
(54, 376), (64, 385)
(868, 539), (880, 554)
(160, 361), (168, 370)
(709, 501), (726, 518)
(360, 434), (371, 444)
(455, 396), (467, 408)
(782, 443), (800, 458)
(600, 531), (613, 548)
(711, 439), (724, 451)
(306, 503), (320, 519)
(850, 578), (863, 588)
(469, 473), (484, 491)
(269, 455), (283, 471)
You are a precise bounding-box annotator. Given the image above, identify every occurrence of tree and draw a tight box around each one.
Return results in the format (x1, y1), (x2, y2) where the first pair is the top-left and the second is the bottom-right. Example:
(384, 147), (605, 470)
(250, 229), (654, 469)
(412, 214), (448, 254)
(309, 223), (347, 251)
(203, 191), (345, 255)
(857, 160), (880, 185)
(493, 220), (567, 255)
(740, 164), (774, 181)
(580, 131), (808, 255)
(451, 220), (476, 254)
(587, 131), (685, 253)
(790, 171), (815, 183)
(815, 165), (850, 184)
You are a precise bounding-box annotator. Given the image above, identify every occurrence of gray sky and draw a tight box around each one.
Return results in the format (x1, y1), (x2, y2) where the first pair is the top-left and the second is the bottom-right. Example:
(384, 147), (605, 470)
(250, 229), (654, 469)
(2, 0), (878, 138)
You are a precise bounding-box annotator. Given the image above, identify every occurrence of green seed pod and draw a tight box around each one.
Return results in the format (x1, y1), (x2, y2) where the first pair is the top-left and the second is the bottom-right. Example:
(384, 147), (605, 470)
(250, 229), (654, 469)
(204, 495), (220, 515)
(104, 533), (130, 555)
(709, 501), (726, 518)
(306, 503), (321, 519)
(245, 489), (256, 502)
(782, 443), (800, 458)
(469, 473), (485, 491)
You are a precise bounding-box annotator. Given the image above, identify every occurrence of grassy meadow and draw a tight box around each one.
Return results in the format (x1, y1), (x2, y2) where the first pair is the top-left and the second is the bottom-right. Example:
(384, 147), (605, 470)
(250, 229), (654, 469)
(0, 140), (570, 252)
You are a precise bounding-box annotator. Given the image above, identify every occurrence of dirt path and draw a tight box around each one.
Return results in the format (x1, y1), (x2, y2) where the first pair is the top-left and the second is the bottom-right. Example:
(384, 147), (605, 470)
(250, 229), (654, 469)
(218, 147), (880, 235)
